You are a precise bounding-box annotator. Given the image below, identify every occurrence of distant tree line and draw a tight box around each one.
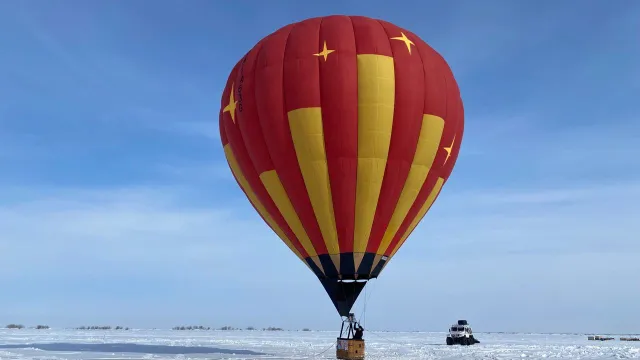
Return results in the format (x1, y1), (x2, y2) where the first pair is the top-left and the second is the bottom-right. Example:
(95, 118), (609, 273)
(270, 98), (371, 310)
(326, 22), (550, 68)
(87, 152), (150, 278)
(171, 325), (287, 331)
(75, 326), (130, 330)
(173, 325), (212, 330)
(172, 325), (241, 331)
(5, 323), (305, 332)
(4, 324), (50, 329)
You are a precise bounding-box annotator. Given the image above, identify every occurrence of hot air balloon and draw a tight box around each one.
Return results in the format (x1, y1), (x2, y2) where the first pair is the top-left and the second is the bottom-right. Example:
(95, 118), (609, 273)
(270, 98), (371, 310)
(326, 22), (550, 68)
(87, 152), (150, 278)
(219, 15), (463, 358)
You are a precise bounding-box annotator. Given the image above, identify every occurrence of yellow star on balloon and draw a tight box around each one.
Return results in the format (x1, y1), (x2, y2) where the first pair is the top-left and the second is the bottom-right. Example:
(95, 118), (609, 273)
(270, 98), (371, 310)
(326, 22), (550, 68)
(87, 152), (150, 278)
(223, 84), (238, 123)
(314, 41), (335, 61)
(443, 135), (456, 164)
(391, 32), (414, 54)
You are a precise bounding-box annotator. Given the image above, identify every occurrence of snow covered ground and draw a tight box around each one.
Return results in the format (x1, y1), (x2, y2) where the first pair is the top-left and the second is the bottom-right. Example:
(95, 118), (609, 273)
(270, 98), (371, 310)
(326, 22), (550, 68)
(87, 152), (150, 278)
(1, 328), (639, 359)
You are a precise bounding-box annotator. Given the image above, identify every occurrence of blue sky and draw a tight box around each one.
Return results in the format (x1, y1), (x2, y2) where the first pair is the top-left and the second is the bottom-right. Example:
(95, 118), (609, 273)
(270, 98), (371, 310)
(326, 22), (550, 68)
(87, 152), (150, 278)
(1, 0), (639, 333)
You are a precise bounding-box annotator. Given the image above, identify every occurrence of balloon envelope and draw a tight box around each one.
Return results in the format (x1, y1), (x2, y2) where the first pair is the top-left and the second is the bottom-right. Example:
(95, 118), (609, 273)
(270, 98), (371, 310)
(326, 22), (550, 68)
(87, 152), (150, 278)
(219, 15), (464, 316)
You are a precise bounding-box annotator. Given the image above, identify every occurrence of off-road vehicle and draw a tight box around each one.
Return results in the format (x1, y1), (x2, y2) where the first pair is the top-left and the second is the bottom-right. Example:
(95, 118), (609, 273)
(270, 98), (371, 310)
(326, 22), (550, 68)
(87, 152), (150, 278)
(446, 320), (480, 345)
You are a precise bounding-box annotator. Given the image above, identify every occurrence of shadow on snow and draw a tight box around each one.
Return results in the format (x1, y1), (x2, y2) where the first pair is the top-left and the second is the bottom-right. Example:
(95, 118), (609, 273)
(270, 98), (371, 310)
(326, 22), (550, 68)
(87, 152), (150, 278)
(0, 342), (266, 355)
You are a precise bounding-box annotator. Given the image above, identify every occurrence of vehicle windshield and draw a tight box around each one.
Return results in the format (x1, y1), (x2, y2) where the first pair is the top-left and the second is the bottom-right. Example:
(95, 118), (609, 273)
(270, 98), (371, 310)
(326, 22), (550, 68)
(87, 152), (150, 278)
(451, 327), (465, 332)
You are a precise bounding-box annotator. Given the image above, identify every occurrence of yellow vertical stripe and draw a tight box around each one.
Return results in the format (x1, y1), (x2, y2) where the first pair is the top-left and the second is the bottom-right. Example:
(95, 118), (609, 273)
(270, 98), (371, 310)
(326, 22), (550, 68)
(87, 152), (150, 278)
(288, 107), (340, 255)
(353, 253), (365, 276)
(259, 170), (318, 257)
(368, 254), (384, 277)
(330, 254), (341, 277)
(389, 177), (445, 258)
(223, 144), (304, 261)
(376, 115), (444, 254)
(353, 54), (395, 253)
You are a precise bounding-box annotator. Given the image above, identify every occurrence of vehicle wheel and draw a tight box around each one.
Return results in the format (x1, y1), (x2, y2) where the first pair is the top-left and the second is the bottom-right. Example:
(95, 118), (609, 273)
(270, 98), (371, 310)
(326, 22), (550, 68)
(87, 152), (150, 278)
(446, 337), (453, 345)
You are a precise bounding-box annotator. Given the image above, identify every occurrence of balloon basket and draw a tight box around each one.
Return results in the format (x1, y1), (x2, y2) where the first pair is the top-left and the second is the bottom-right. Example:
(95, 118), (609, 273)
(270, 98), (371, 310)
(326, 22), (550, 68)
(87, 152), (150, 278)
(336, 338), (365, 359)
(336, 313), (365, 359)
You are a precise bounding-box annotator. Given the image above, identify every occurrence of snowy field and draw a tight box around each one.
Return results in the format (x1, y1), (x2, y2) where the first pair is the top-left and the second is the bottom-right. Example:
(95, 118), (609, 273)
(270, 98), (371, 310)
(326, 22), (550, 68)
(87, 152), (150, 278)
(1, 328), (639, 360)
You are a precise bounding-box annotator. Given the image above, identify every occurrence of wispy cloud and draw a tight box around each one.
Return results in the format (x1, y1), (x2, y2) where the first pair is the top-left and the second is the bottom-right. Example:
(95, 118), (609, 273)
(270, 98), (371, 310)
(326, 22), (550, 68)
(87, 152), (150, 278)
(406, 179), (640, 255)
(0, 186), (274, 277)
(0, 183), (328, 328)
(147, 119), (220, 140)
(153, 160), (234, 183)
(369, 178), (640, 333)
(456, 109), (640, 193)
(413, 107), (640, 261)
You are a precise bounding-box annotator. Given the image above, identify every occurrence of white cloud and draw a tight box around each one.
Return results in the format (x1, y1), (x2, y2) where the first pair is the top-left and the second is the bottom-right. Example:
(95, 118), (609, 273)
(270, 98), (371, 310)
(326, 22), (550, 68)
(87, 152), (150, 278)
(391, 177), (640, 264)
(154, 161), (234, 183)
(457, 111), (640, 186)
(120, 106), (222, 140)
(363, 179), (640, 333)
(0, 186), (293, 280)
(0, 183), (326, 328)
(163, 121), (220, 140)
(446, 180), (640, 207)
(368, 249), (640, 333)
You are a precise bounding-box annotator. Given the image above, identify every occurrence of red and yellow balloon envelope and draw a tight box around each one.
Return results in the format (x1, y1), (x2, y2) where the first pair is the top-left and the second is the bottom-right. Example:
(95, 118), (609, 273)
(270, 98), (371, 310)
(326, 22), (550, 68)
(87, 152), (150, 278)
(219, 15), (463, 317)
